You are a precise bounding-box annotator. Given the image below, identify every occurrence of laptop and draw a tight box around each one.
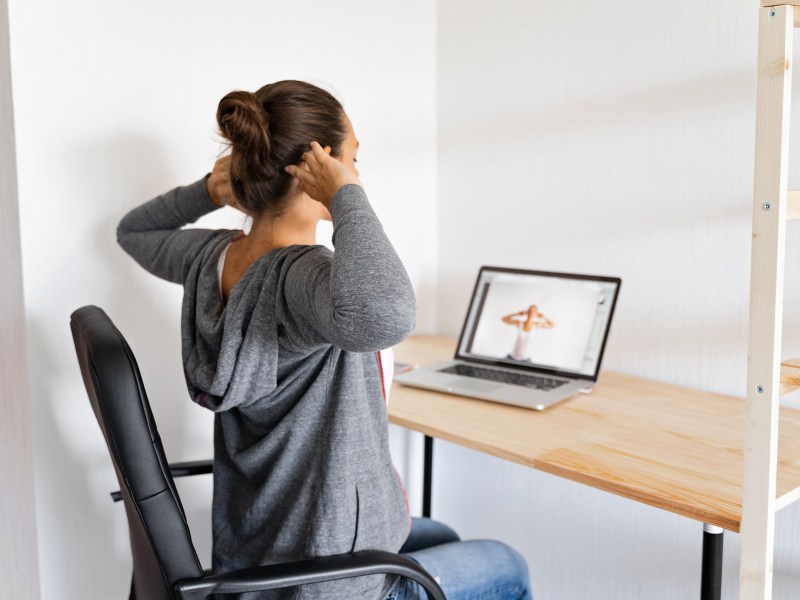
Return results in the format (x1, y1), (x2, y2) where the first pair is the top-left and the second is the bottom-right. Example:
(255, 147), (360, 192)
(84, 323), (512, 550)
(395, 266), (622, 410)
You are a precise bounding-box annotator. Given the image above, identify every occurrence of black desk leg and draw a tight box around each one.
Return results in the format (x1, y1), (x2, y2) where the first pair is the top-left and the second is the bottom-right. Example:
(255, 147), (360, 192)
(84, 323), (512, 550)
(700, 523), (723, 600)
(423, 436), (434, 518)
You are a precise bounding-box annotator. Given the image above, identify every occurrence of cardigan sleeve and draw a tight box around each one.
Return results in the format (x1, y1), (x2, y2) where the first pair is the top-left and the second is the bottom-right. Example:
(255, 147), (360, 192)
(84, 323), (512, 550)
(117, 177), (221, 284)
(283, 184), (416, 353)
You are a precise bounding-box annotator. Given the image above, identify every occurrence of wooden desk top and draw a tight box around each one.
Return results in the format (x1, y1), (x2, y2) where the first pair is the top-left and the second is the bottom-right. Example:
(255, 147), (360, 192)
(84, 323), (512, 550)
(388, 336), (800, 532)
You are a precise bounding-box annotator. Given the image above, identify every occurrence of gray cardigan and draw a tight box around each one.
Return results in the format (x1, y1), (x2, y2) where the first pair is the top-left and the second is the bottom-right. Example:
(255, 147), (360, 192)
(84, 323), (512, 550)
(117, 179), (415, 599)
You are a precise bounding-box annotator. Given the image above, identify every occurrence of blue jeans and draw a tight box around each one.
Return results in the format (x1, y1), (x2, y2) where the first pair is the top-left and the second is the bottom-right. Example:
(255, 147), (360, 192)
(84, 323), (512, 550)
(385, 518), (532, 600)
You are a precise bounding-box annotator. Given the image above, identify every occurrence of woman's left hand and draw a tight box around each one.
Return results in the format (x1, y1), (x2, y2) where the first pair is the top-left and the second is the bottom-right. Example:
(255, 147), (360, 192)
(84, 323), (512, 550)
(207, 155), (241, 210)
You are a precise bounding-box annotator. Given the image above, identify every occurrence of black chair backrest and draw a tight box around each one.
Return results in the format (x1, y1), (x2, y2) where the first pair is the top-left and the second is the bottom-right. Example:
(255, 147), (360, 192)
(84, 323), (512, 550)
(71, 306), (203, 600)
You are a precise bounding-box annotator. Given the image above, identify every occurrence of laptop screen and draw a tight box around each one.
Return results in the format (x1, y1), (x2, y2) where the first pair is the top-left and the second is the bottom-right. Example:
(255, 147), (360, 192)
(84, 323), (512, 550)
(455, 267), (621, 381)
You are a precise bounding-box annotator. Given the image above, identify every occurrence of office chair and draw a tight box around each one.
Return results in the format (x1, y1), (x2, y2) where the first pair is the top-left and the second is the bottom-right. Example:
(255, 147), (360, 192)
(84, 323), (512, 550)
(70, 305), (446, 600)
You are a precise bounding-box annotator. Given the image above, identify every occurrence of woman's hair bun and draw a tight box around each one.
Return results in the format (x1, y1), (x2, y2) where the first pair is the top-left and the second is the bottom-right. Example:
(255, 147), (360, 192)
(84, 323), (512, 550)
(217, 91), (273, 182)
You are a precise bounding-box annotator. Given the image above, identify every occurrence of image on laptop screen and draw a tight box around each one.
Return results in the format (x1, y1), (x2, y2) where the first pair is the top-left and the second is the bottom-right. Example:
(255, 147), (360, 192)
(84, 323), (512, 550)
(456, 268), (620, 379)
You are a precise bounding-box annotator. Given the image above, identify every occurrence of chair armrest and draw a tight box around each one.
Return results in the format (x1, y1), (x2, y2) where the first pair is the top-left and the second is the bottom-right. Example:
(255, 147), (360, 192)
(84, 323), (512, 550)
(168, 459), (213, 478)
(173, 549), (446, 600)
(110, 459), (214, 502)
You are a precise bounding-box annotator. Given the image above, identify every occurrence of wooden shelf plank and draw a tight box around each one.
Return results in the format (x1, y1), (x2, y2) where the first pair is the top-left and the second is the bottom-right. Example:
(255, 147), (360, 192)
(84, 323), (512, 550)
(787, 191), (800, 219)
(780, 359), (800, 391)
(776, 486), (800, 511)
(780, 358), (800, 394)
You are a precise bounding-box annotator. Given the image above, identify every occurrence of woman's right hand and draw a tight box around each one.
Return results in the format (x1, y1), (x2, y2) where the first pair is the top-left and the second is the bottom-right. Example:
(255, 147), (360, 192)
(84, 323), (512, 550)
(206, 155), (241, 209)
(284, 141), (362, 209)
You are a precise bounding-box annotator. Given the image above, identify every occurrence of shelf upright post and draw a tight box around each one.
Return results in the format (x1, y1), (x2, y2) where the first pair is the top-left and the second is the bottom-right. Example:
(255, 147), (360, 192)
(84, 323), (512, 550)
(741, 4), (794, 598)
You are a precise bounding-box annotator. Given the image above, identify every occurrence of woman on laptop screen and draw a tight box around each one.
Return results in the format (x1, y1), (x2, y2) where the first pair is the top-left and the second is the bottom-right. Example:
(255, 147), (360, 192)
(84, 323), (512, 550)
(502, 305), (555, 362)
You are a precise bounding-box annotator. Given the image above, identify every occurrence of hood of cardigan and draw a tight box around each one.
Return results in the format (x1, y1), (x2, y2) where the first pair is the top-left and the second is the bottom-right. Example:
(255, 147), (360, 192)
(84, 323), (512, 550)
(180, 232), (322, 413)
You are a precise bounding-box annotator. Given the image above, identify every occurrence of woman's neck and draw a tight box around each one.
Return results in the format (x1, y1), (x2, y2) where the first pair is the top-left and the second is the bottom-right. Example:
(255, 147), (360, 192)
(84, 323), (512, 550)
(220, 195), (322, 303)
(237, 201), (318, 260)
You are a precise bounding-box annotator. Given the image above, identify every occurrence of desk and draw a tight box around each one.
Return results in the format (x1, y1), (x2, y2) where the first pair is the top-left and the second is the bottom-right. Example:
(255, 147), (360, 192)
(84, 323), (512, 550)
(387, 336), (800, 599)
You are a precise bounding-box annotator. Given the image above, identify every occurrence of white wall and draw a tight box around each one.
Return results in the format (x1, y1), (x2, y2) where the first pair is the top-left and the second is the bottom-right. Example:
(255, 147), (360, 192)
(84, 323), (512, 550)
(13, 1), (800, 598)
(0, 0), (40, 596)
(7, 1), (436, 598)
(435, 1), (800, 598)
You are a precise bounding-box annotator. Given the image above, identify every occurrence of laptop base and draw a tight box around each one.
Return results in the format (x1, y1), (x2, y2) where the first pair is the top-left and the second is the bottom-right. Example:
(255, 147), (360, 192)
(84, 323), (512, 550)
(395, 360), (590, 411)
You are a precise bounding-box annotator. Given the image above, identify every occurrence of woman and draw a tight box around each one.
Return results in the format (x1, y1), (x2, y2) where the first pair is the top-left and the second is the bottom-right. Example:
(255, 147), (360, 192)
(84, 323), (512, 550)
(118, 80), (531, 600)
(501, 305), (554, 362)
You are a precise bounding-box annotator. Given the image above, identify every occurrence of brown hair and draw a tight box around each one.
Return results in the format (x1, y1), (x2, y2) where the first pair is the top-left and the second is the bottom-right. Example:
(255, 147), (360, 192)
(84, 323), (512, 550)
(216, 80), (346, 215)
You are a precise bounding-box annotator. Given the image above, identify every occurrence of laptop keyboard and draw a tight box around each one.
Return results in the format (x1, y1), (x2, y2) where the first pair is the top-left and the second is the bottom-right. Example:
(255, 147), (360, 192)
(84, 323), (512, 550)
(439, 364), (570, 391)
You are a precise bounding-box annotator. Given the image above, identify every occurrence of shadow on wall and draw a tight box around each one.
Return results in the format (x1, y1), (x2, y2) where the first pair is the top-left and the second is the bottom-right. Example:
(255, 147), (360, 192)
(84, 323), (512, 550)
(31, 134), (214, 598)
(434, 72), (763, 400)
(27, 319), (130, 600)
(440, 68), (756, 149)
(98, 135), (215, 569)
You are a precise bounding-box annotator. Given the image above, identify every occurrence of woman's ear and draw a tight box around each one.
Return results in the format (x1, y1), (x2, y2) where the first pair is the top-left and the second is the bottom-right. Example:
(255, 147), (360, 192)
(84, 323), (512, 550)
(286, 174), (302, 197)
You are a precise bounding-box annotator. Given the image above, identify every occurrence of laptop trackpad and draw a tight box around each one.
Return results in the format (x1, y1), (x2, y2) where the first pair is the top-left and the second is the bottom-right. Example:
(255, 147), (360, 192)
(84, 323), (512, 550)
(446, 379), (502, 394)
